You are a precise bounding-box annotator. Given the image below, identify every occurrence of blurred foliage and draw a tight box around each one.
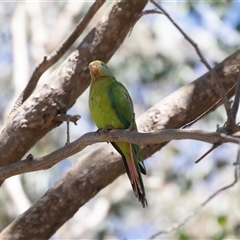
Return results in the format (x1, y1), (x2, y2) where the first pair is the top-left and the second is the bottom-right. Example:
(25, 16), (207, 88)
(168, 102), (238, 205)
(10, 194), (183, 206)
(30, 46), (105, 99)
(0, 1), (240, 239)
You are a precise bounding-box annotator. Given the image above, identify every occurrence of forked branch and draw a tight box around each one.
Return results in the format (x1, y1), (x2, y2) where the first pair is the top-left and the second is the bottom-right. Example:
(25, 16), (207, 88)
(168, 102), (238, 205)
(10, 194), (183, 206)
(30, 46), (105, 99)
(9, 0), (106, 115)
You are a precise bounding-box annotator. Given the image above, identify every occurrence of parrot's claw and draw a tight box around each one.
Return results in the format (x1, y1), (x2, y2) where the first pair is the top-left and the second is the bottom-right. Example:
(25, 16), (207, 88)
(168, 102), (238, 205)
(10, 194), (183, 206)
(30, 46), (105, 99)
(128, 112), (135, 131)
(97, 126), (113, 134)
(128, 122), (134, 131)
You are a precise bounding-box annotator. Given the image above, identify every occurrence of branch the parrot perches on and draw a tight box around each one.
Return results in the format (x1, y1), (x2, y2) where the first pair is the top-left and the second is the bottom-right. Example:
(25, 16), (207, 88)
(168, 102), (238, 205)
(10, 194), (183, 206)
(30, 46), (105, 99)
(88, 60), (148, 207)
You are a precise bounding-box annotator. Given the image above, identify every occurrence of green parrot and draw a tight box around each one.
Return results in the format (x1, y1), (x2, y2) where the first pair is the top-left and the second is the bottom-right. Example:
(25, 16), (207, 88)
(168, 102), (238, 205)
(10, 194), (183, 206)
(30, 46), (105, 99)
(88, 60), (147, 207)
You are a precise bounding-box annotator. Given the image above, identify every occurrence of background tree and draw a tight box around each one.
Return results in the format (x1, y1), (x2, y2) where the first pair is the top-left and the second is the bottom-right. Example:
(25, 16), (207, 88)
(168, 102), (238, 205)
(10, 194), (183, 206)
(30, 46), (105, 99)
(0, 1), (240, 239)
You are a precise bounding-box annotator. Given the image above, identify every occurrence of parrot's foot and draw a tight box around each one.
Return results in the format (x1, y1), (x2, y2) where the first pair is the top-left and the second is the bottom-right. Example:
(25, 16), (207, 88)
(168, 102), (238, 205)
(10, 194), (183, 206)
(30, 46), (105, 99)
(97, 126), (113, 134)
(128, 112), (136, 131)
(97, 126), (113, 143)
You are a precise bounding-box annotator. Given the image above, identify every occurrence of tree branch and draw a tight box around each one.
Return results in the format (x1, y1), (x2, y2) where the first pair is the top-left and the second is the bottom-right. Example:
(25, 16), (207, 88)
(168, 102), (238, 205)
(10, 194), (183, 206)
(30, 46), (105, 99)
(182, 81), (237, 129)
(9, 0), (106, 115)
(1, 44), (240, 236)
(1, 128), (239, 181)
(0, 0), (148, 169)
(195, 143), (219, 163)
(1, 1), (240, 238)
(150, 0), (234, 129)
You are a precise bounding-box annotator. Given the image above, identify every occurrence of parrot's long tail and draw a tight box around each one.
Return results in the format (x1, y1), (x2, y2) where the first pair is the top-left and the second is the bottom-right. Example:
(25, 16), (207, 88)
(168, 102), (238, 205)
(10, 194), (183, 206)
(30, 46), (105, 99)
(126, 144), (148, 208)
(111, 142), (148, 207)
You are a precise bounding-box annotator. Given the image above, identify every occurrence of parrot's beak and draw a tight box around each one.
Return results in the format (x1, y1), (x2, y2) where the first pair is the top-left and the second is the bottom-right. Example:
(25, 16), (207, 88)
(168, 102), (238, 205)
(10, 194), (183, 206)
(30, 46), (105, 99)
(89, 63), (99, 75)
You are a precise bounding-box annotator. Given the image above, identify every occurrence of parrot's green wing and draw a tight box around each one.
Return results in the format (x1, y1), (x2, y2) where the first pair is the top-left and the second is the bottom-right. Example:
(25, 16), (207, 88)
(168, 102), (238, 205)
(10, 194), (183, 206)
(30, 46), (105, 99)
(108, 82), (146, 175)
(108, 81), (135, 130)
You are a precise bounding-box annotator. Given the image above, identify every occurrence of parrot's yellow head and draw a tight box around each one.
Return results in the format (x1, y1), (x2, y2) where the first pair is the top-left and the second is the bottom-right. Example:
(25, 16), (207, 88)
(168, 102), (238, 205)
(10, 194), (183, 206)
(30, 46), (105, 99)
(89, 60), (114, 81)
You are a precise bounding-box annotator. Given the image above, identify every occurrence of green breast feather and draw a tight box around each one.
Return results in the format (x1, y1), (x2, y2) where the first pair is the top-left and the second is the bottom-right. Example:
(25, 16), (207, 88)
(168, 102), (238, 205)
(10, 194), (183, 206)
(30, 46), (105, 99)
(89, 77), (136, 131)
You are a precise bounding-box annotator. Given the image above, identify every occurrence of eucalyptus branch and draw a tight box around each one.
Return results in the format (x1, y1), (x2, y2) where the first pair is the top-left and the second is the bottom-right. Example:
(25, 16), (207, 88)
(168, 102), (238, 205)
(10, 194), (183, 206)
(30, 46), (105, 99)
(0, 129), (239, 181)
(9, 0), (105, 115)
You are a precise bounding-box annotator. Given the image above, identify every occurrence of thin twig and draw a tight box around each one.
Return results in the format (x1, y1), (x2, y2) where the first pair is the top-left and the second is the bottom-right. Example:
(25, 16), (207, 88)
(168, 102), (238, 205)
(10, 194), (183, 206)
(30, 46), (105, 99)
(141, 9), (162, 16)
(148, 141), (240, 239)
(66, 118), (70, 145)
(231, 68), (240, 120)
(55, 114), (81, 125)
(182, 82), (238, 129)
(149, 0), (234, 128)
(195, 143), (219, 164)
(55, 114), (81, 144)
(8, 0), (106, 116)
